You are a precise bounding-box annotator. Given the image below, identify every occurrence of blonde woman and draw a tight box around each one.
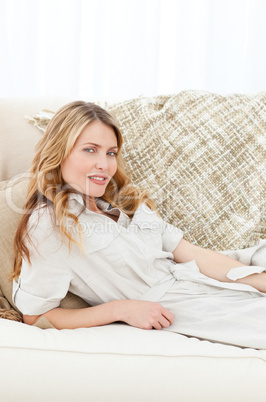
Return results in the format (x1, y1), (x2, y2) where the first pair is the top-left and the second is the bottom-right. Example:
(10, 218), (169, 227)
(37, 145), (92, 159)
(12, 101), (266, 349)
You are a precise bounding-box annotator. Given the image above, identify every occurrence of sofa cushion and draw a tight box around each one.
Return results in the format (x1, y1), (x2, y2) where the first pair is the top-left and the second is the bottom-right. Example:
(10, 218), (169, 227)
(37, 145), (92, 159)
(0, 176), (89, 317)
(1, 320), (266, 401)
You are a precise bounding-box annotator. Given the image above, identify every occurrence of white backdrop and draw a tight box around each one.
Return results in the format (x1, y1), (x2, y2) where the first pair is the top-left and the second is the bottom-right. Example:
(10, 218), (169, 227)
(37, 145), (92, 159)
(0, 0), (266, 99)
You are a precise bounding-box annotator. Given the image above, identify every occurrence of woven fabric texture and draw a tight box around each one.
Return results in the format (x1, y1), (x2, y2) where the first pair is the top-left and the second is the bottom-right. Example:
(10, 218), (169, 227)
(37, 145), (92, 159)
(108, 91), (266, 250)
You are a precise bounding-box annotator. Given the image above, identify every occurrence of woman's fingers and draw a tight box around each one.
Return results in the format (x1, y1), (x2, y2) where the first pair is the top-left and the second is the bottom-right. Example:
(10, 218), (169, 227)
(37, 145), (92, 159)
(152, 322), (162, 330)
(120, 300), (175, 330)
(149, 306), (175, 330)
(153, 314), (173, 330)
(161, 307), (175, 326)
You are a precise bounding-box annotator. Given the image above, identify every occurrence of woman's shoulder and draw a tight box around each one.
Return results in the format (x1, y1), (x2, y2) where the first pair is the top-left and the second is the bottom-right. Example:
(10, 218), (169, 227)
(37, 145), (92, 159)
(28, 203), (56, 236)
(26, 203), (65, 252)
(24, 203), (68, 258)
(131, 202), (162, 227)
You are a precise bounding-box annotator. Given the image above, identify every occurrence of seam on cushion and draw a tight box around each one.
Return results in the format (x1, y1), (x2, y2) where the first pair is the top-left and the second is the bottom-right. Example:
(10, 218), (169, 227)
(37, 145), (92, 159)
(0, 345), (266, 362)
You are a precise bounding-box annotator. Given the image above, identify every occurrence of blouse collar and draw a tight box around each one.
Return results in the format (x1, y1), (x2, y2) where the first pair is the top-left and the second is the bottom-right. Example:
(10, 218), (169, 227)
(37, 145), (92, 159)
(67, 193), (130, 228)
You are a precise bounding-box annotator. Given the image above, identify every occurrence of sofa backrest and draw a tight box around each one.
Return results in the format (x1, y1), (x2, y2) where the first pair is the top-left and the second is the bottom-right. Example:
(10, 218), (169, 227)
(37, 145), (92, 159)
(1, 92), (265, 251)
(0, 91), (265, 317)
(0, 97), (71, 182)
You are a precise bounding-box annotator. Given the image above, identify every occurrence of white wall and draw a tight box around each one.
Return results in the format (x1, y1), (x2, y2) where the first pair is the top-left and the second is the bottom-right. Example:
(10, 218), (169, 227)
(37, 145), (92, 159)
(0, 0), (266, 99)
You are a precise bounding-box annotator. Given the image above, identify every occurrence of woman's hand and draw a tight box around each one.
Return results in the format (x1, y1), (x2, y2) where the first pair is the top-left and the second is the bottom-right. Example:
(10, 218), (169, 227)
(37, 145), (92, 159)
(118, 300), (175, 330)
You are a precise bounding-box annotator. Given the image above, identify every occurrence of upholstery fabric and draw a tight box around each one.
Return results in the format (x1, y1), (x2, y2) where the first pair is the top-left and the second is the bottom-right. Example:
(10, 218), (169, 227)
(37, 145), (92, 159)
(0, 177), (27, 312)
(108, 91), (266, 250)
(1, 320), (266, 401)
(0, 97), (72, 182)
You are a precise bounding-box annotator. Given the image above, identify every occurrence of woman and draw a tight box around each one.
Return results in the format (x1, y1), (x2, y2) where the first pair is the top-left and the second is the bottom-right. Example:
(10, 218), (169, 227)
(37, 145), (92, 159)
(12, 101), (266, 348)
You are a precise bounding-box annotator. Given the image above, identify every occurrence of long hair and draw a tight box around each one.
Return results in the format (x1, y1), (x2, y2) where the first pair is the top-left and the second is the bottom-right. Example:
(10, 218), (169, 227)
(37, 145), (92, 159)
(12, 101), (156, 279)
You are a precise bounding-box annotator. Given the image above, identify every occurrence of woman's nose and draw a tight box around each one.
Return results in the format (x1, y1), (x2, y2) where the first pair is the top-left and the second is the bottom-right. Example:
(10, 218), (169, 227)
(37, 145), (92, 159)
(94, 154), (109, 170)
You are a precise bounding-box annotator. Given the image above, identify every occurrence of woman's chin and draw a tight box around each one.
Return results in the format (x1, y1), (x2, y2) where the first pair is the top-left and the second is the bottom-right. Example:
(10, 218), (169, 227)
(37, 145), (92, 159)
(84, 188), (107, 198)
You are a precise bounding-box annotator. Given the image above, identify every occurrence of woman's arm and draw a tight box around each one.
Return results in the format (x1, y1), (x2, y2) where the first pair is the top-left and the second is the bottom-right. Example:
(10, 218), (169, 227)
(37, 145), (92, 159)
(23, 299), (175, 330)
(173, 239), (266, 292)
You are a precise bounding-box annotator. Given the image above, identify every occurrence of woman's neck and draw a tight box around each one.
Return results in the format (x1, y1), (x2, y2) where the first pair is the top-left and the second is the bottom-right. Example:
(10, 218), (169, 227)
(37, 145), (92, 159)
(86, 196), (101, 213)
(86, 196), (118, 222)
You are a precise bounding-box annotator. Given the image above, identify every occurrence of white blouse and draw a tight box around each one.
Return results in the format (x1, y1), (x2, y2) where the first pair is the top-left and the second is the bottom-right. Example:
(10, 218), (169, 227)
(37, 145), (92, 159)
(13, 195), (183, 315)
(13, 194), (266, 348)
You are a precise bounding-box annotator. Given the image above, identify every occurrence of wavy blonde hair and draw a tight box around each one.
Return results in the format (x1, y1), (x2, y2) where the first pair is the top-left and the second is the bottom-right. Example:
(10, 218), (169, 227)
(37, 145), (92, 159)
(12, 101), (156, 279)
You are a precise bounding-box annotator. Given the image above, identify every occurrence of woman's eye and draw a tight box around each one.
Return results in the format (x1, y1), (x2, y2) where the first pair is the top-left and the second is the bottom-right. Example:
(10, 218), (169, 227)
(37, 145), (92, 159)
(108, 151), (117, 157)
(83, 148), (117, 156)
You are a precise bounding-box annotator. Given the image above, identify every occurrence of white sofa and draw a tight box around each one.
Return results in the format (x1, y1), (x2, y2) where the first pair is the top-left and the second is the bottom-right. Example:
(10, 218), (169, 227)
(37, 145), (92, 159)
(0, 93), (266, 401)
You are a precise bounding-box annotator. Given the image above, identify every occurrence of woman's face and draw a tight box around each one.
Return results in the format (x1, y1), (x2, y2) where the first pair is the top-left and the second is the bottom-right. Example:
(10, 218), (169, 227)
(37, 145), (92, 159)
(61, 120), (118, 199)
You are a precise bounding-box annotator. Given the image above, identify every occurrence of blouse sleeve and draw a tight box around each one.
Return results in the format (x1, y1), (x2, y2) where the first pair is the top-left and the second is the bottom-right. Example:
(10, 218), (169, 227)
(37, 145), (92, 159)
(133, 203), (183, 254)
(12, 208), (72, 316)
(161, 219), (183, 253)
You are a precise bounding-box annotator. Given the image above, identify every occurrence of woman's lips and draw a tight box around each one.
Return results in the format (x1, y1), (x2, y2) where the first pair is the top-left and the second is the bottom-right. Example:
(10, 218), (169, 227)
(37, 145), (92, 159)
(88, 175), (108, 185)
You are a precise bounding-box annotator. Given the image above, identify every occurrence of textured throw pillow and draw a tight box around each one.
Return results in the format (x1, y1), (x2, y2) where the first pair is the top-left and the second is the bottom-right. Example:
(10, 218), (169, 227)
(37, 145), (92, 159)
(26, 91), (266, 251)
(108, 92), (266, 250)
(0, 176), (89, 318)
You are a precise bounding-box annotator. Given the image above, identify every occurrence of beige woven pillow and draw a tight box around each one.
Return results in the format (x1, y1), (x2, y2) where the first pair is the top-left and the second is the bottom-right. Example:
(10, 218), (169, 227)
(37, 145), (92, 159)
(0, 176), (89, 318)
(26, 91), (266, 251)
(108, 91), (266, 250)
